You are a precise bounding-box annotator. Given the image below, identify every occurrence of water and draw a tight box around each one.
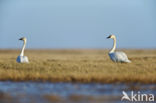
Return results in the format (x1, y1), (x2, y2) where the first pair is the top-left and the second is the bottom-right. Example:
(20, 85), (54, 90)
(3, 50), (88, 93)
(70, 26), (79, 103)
(0, 81), (155, 103)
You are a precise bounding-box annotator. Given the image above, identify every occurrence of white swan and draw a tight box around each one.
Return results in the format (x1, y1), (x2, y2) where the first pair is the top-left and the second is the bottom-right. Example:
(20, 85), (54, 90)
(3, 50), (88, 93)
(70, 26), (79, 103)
(107, 35), (131, 63)
(16, 37), (29, 63)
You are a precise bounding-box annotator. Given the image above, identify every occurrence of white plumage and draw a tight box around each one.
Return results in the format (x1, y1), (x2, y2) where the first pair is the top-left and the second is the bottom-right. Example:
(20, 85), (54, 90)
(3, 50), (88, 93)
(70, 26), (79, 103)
(16, 37), (29, 63)
(16, 56), (29, 63)
(107, 35), (131, 63)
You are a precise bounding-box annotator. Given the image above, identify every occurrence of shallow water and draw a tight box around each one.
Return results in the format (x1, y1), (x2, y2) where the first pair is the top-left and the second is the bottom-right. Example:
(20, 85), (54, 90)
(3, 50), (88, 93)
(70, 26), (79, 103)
(0, 81), (155, 103)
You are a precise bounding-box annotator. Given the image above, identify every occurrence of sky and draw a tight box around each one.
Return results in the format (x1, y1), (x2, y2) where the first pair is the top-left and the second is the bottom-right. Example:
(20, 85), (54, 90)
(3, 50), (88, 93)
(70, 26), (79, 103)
(0, 0), (156, 49)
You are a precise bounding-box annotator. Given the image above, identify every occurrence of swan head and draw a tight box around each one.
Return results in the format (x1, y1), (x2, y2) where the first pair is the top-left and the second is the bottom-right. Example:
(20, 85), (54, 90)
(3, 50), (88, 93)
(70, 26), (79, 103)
(107, 35), (116, 39)
(19, 37), (27, 42)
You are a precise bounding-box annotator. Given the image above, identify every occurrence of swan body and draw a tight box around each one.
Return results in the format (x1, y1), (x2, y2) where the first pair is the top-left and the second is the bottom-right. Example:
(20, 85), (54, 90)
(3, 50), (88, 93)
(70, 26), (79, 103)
(109, 52), (131, 63)
(17, 56), (29, 63)
(107, 35), (131, 63)
(16, 37), (29, 63)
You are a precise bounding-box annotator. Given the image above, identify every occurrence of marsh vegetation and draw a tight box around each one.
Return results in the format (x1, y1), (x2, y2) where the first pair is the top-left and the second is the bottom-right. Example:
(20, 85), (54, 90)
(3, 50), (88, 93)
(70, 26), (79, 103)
(0, 49), (156, 83)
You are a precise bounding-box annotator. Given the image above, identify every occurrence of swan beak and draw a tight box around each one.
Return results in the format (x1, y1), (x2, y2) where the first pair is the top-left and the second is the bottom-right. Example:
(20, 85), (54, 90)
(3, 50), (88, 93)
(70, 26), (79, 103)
(107, 36), (111, 39)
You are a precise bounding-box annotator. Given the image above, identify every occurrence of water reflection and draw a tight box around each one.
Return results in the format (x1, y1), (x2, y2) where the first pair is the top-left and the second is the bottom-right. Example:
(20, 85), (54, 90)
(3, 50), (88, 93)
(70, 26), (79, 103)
(0, 81), (155, 103)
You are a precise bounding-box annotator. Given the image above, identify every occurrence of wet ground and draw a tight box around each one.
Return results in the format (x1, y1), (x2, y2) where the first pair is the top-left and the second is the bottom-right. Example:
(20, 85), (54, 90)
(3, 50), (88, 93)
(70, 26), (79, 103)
(0, 81), (155, 103)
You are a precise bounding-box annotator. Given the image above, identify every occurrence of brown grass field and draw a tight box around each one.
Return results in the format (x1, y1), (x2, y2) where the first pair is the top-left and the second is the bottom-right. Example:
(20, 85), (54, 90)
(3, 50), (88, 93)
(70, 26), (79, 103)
(0, 49), (156, 84)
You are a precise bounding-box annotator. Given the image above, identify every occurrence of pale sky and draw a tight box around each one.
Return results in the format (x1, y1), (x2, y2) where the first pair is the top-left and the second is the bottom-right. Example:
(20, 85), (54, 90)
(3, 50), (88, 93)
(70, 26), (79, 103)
(0, 0), (156, 49)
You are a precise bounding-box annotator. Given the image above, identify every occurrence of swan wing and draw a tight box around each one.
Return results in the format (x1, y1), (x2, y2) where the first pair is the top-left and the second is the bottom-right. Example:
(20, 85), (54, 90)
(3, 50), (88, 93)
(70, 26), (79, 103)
(114, 52), (131, 63)
(23, 56), (29, 63)
(16, 56), (29, 63)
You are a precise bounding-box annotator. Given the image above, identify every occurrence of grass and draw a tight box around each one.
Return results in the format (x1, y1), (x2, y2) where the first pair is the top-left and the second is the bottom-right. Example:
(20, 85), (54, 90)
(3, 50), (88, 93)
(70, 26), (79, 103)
(0, 49), (156, 84)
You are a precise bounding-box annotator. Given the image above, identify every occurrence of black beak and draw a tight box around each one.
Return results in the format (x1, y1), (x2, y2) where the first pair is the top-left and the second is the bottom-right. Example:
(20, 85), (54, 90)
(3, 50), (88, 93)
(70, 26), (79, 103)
(107, 36), (111, 39)
(19, 38), (23, 40)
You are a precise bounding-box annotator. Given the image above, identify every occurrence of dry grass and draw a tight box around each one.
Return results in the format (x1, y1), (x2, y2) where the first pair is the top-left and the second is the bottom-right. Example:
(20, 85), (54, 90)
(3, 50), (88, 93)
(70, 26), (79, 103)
(0, 49), (156, 83)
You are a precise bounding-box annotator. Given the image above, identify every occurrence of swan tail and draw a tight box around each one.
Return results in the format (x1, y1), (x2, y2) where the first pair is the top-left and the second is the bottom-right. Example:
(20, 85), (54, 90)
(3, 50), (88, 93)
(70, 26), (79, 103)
(125, 59), (131, 63)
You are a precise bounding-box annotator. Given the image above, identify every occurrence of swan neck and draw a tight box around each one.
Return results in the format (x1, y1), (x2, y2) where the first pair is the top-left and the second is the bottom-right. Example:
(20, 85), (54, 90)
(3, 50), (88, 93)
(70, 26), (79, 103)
(20, 40), (26, 56)
(110, 37), (116, 53)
